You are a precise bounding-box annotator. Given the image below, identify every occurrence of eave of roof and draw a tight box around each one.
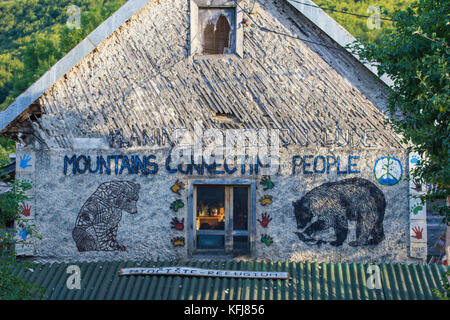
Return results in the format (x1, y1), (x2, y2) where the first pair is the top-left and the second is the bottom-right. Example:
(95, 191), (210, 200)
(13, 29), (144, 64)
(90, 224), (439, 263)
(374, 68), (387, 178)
(14, 259), (449, 300)
(0, 0), (391, 134)
(286, 0), (393, 86)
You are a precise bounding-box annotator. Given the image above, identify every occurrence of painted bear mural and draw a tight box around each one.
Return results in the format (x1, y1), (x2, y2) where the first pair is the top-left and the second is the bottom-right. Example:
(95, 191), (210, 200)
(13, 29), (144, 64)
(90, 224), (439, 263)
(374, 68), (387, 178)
(292, 178), (386, 247)
(72, 181), (140, 252)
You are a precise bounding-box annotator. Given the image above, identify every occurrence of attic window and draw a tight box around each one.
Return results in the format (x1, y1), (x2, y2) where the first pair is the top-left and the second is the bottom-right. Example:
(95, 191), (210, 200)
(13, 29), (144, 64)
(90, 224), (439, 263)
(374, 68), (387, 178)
(190, 1), (243, 57)
(199, 8), (235, 55)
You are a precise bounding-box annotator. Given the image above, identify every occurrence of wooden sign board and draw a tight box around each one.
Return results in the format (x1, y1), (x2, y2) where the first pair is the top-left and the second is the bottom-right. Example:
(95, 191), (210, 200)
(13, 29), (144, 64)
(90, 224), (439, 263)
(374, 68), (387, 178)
(120, 267), (290, 280)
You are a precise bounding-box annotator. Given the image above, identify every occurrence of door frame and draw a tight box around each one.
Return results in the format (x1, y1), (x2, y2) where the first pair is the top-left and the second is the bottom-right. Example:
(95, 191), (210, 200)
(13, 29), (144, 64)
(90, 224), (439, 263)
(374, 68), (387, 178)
(187, 179), (256, 257)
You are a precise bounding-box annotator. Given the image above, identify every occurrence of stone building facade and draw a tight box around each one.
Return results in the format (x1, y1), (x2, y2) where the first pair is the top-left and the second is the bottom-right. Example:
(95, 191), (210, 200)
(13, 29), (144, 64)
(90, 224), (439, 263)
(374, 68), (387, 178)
(0, 0), (431, 263)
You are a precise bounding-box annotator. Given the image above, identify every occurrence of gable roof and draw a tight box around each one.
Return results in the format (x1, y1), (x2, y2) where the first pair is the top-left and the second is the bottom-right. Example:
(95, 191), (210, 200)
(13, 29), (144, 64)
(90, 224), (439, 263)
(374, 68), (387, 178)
(0, 0), (400, 148)
(13, 259), (449, 300)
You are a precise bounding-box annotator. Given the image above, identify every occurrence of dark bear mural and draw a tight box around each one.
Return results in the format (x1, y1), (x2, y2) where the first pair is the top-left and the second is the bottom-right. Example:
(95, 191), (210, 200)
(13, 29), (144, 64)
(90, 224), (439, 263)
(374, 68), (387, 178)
(292, 178), (386, 247)
(72, 181), (141, 252)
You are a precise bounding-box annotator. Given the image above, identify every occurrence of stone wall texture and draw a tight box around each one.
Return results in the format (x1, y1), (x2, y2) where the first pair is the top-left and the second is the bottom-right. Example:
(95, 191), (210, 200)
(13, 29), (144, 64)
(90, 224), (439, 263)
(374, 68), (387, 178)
(26, 146), (416, 264)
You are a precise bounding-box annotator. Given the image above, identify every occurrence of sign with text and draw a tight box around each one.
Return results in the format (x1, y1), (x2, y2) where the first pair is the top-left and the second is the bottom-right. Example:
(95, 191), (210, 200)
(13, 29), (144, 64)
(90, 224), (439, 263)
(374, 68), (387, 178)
(120, 267), (290, 279)
(63, 154), (362, 177)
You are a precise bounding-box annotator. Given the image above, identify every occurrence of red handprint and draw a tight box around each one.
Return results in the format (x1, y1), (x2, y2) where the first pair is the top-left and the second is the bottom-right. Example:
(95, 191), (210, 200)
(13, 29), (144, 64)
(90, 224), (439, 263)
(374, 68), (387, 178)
(20, 204), (31, 217)
(171, 217), (184, 231)
(411, 226), (423, 239)
(257, 213), (272, 228)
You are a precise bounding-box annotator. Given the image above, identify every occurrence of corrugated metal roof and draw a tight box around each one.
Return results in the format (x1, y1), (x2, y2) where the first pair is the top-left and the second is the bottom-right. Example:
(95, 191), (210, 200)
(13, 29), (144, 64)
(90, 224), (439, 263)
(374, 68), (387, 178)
(13, 260), (448, 300)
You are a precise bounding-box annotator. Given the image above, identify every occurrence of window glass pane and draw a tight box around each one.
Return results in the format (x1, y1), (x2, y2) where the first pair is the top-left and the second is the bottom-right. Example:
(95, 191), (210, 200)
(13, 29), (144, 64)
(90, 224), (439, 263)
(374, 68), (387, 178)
(199, 8), (235, 55)
(233, 236), (249, 252)
(233, 187), (248, 230)
(197, 235), (224, 250)
(197, 186), (225, 230)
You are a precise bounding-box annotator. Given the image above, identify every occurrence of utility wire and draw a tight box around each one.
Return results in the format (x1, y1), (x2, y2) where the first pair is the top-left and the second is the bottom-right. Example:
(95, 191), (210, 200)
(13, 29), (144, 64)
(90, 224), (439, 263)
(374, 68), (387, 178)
(288, 0), (397, 22)
(235, 0), (347, 51)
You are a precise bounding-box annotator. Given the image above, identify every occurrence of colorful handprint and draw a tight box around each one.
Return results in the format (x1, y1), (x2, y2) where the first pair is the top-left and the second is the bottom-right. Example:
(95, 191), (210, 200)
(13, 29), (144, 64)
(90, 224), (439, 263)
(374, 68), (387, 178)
(261, 234), (273, 247)
(259, 195), (273, 206)
(170, 199), (184, 212)
(20, 204), (31, 217)
(411, 226), (423, 239)
(170, 180), (185, 195)
(18, 224), (31, 240)
(19, 154), (32, 169)
(257, 212), (272, 228)
(412, 179), (423, 193)
(171, 217), (184, 231)
(171, 237), (185, 247)
(260, 176), (275, 191)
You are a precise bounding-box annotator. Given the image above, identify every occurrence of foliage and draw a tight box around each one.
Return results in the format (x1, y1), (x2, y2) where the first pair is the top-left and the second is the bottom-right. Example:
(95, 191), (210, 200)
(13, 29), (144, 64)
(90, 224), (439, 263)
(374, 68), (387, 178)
(0, 178), (33, 226)
(0, 0), (127, 109)
(0, 0), (126, 165)
(433, 270), (450, 300)
(0, 171), (44, 300)
(315, 0), (413, 44)
(0, 254), (47, 300)
(349, 0), (449, 223)
(0, 136), (15, 167)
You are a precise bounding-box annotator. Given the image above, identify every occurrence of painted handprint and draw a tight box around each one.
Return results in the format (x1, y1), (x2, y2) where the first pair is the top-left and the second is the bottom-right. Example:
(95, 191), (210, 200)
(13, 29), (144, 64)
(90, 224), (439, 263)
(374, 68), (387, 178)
(20, 204), (31, 217)
(171, 237), (185, 247)
(19, 154), (32, 169)
(412, 179), (423, 193)
(261, 234), (273, 247)
(18, 224), (31, 241)
(170, 180), (185, 195)
(259, 195), (273, 206)
(260, 176), (275, 191)
(170, 199), (184, 212)
(411, 226), (423, 239)
(170, 217), (184, 231)
(257, 212), (272, 228)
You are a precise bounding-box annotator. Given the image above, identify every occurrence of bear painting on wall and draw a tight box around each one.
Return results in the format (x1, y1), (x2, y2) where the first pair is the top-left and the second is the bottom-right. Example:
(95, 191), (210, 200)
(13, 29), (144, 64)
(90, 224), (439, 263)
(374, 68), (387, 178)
(72, 181), (141, 252)
(292, 178), (386, 247)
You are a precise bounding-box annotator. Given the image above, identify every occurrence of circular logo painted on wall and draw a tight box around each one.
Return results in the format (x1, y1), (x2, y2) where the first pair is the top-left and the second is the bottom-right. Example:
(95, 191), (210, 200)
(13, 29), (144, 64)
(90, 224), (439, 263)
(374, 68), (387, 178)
(373, 156), (403, 186)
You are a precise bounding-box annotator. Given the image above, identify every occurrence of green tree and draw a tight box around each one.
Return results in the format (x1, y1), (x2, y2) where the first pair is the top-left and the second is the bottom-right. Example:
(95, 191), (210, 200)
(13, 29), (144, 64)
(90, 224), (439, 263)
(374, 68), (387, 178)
(0, 0), (127, 165)
(350, 0), (449, 223)
(0, 175), (45, 300)
(312, 0), (413, 44)
(0, 137), (15, 167)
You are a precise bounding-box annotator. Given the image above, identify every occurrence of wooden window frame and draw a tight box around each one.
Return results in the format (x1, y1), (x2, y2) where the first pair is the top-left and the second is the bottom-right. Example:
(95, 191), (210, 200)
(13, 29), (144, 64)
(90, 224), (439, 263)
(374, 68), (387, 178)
(187, 179), (256, 257)
(190, 0), (244, 57)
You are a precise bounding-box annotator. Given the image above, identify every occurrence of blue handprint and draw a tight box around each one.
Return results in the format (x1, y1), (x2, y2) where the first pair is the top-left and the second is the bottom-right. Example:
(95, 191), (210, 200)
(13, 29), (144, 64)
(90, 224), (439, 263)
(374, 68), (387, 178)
(19, 154), (32, 169)
(19, 226), (31, 240)
(410, 155), (420, 165)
